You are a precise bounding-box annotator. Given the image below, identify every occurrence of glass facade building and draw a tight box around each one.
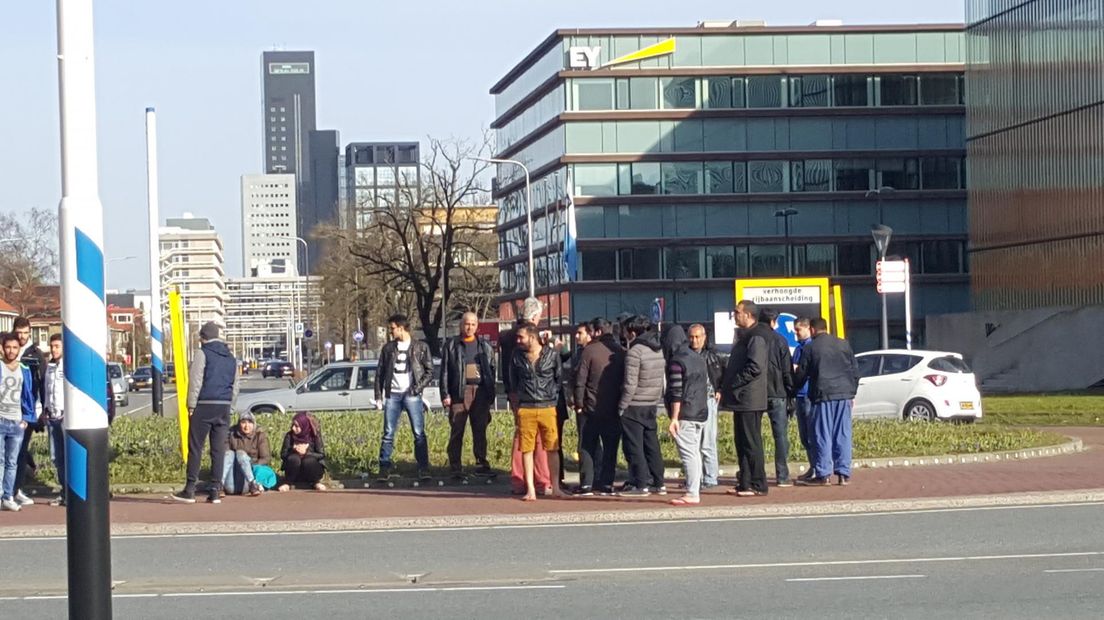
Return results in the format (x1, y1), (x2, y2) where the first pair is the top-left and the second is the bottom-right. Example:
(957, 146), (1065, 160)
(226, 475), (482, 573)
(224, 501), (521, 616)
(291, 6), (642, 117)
(966, 1), (1104, 311)
(491, 23), (970, 350)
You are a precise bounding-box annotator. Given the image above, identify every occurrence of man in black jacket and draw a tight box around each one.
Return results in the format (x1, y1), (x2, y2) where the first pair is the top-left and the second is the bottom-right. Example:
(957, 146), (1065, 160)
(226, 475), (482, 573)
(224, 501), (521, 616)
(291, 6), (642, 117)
(720, 300), (771, 496)
(663, 325), (710, 506)
(573, 318), (623, 495)
(440, 312), (496, 477)
(759, 309), (795, 487)
(374, 314), (434, 479)
(793, 317), (859, 486)
(509, 324), (564, 501)
(688, 324), (723, 488)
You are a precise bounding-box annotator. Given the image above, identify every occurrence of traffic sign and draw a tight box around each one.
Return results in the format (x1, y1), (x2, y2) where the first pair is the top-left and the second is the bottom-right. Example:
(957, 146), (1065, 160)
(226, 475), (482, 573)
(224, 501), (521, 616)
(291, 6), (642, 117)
(353, 330), (364, 342)
(876, 260), (908, 294)
(324, 341), (333, 350)
(775, 312), (799, 349)
(304, 329), (313, 339)
(294, 321), (304, 336)
(650, 297), (665, 324)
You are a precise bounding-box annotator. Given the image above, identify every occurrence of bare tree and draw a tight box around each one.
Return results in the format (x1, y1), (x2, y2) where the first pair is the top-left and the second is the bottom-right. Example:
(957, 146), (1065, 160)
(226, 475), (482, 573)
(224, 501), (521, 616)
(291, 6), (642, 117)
(0, 208), (60, 313)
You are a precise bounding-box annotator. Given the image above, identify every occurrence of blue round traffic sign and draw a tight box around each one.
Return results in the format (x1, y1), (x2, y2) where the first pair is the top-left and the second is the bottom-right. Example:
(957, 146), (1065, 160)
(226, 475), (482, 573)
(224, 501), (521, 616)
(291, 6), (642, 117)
(353, 330), (364, 342)
(776, 312), (799, 349)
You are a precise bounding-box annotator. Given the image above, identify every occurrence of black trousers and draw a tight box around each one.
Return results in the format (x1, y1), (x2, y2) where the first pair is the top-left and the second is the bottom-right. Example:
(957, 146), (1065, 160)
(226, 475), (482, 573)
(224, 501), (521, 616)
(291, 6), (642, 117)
(446, 386), (491, 471)
(733, 411), (768, 494)
(13, 426), (37, 493)
(578, 412), (620, 489)
(185, 404), (230, 493)
(621, 406), (665, 489)
(556, 395), (569, 482)
(284, 454), (325, 486)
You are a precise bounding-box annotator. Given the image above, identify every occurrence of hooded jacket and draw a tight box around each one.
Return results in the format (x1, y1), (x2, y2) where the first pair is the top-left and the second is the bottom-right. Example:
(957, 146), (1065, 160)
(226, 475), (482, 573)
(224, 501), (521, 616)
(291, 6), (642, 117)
(188, 339), (240, 409)
(662, 326), (709, 423)
(618, 329), (665, 411)
(227, 424), (272, 465)
(574, 334), (624, 418)
(720, 322), (772, 413)
(763, 326), (795, 400)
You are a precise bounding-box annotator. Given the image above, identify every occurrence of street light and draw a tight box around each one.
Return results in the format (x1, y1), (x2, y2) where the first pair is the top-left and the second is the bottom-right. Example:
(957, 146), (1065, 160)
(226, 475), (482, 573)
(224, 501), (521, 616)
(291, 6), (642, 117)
(774, 209), (798, 276)
(474, 156), (536, 305)
(865, 186), (896, 225)
(871, 224), (894, 349)
(274, 235), (309, 372)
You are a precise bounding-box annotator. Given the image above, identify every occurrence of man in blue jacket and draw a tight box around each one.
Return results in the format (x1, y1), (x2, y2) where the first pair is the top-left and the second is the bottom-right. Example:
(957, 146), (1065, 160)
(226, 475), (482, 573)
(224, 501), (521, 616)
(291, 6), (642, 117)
(0, 332), (37, 512)
(173, 322), (239, 504)
(791, 317), (815, 481)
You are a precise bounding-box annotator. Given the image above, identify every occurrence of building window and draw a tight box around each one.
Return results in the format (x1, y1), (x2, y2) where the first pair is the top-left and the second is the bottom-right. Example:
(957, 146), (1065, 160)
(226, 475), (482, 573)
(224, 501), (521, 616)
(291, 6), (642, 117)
(922, 240), (962, 273)
(622, 162), (661, 195)
(706, 77), (733, 108)
(749, 245), (786, 276)
(661, 77), (697, 109)
(919, 74), (960, 105)
(880, 75), (918, 106)
(877, 158), (920, 190)
(790, 75), (829, 107)
(791, 160), (832, 192)
(795, 244), (836, 275)
(748, 160), (785, 193)
(747, 76), (783, 108)
(573, 79), (615, 111)
(833, 75), (869, 106)
(581, 250), (616, 281)
(921, 157), (964, 189)
(627, 77), (658, 109)
(705, 162), (734, 194)
(619, 248), (661, 280)
(662, 162), (703, 195)
(573, 164), (618, 197)
(665, 247), (702, 279)
(834, 159), (873, 191)
(837, 243), (872, 275)
(706, 245), (736, 278)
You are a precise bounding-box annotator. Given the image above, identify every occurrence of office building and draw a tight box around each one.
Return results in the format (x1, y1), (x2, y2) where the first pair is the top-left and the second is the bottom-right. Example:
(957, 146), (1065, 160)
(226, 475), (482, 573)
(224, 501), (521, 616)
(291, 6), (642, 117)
(225, 275), (322, 362)
(159, 215), (227, 331)
(306, 129), (341, 264)
(343, 142), (421, 232)
(262, 51), (316, 178)
(490, 22), (969, 350)
(241, 173), (299, 276)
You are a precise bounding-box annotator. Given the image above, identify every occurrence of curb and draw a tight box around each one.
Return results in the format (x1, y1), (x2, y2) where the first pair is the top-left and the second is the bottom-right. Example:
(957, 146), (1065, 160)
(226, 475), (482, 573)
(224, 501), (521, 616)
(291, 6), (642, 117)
(3, 488), (1104, 539)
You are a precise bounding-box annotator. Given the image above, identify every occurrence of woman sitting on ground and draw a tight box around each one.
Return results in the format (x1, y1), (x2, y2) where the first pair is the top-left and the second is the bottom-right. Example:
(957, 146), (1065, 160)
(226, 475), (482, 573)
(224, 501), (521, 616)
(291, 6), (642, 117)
(277, 412), (327, 492)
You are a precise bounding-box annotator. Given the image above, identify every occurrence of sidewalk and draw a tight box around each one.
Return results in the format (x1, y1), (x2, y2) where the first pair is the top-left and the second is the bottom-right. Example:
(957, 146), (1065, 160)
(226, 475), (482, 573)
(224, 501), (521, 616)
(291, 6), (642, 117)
(2, 427), (1101, 533)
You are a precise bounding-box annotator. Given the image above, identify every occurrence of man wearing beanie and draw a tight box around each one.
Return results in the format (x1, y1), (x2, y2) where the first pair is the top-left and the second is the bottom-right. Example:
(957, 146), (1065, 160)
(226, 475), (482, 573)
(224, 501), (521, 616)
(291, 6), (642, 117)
(172, 321), (239, 504)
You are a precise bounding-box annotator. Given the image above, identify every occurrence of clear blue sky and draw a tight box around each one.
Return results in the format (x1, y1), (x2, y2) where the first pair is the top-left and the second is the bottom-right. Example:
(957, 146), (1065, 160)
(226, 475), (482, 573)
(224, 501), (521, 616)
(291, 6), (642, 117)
(0, 0), (964, 290)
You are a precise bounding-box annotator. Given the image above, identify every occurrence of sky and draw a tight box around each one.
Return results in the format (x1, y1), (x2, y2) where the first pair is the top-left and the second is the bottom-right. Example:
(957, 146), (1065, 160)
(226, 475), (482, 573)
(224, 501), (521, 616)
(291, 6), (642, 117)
(0, 0), (965, 290)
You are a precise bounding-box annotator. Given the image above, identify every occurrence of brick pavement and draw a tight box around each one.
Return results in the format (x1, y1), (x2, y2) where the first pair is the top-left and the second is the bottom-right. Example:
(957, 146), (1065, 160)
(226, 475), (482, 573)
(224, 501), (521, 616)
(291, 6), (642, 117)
(1, 427), (1101, 531)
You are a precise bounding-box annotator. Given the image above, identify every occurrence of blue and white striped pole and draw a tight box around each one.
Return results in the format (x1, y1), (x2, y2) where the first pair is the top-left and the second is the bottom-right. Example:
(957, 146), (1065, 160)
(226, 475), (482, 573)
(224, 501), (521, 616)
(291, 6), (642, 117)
(57, 0), (113, 618)
(145, 107), (164, 415)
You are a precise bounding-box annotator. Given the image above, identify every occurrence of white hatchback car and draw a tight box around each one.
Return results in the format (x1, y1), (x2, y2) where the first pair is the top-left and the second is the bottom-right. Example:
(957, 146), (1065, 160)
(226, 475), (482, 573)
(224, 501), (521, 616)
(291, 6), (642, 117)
(854, 350), (982, 422)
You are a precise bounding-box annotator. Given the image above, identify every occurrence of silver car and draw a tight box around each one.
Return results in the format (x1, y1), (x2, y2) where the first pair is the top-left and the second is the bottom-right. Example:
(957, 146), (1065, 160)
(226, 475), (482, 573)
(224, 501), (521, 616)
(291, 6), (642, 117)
(234, 361), (442, 416)
(107, 362), (129, 407)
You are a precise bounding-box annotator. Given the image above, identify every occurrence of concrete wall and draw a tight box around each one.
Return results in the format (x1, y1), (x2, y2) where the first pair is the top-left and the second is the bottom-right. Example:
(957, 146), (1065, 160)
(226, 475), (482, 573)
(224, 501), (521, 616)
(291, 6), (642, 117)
(927, 306), (1104, 393)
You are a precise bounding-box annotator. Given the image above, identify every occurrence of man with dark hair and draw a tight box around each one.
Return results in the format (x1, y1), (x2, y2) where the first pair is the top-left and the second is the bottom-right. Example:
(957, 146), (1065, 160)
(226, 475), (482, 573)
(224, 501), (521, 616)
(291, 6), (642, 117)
(509, 324), (564, 501)
(573, 317), (624, 495)
(10, 317), (45, 508)
(617, 316), (666, 497)
(375, 313), (434, 480)
(44, 334), (66, 506)
(791, 317), (816, 480)
(663, 325), (710, 506)
(688, 323), (724, 488)
(794, 317), (859, 486)
(0, 332), (36, 512)
(555, 321), (591, 485)
(758, 308), (795, 487)
(172, 321), (240, 504)
(500, 298), (552, 494)
(440, 312), (496, 478)
(720, 300), (771, 496)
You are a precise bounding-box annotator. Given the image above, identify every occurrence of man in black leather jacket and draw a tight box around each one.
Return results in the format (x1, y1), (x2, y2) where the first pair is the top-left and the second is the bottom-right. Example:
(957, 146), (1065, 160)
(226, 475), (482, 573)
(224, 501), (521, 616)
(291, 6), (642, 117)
(720, 301), (771, 496)
(374, 314), (434, 478)
(508, 324), (564, 500)
(440, 312), (496, 477)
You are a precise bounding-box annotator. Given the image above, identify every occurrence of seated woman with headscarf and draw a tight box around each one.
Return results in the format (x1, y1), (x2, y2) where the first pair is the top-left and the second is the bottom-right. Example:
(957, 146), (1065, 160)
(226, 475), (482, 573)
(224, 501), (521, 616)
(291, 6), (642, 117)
(277, 412), (327, 492)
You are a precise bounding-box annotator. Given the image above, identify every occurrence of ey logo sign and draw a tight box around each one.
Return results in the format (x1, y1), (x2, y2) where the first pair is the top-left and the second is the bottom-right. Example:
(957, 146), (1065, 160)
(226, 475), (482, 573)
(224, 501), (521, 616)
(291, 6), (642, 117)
(568, 38), (676, 70)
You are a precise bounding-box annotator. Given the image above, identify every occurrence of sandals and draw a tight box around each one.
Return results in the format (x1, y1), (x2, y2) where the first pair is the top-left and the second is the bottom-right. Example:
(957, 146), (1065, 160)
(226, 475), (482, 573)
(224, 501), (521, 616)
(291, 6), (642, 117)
(669, 496), (701, 506)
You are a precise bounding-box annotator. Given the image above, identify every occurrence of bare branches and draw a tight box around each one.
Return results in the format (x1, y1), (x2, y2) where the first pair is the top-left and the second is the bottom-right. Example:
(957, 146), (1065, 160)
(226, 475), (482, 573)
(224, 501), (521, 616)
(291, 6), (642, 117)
(0, 207), (60, 313)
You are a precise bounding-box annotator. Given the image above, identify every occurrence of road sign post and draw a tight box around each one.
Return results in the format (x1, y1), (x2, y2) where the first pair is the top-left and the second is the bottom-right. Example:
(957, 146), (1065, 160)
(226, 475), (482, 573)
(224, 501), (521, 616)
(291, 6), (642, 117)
(876, 259), (912, 349)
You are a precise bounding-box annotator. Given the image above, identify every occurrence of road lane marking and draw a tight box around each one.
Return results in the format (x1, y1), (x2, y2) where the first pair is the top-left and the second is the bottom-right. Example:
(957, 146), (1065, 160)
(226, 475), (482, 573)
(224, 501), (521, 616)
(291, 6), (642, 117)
(550, 551), (1104, 575)
(786, 575), (925, 582)
(0, 584), (565, 602)
(1043, 568), (1104, 574)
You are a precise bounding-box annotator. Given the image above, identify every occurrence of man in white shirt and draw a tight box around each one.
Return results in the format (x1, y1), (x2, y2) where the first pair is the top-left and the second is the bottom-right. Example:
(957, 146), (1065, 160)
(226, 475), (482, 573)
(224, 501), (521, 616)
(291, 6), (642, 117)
(373, 314), (433, 480)
(44, 334), (66, 506)
(0, 332), (35, 512)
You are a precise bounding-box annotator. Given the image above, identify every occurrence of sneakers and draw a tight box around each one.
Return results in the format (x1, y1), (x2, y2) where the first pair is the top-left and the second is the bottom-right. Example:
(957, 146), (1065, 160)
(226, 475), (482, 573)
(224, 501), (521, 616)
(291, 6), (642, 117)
(206, 488), (221, 504)
(473, 465), (494, 476)
(777, 480), (794, 488)
(50, 496), (66, 507)
(619, 486), (650, 498)
(572, 486), (594, 497)
(796, 476), (831, 487)
(248, 482), (263, 497)
(596, 486), (616, 496)
(14, 491), (33, 507)
(649, 485), (668, 496)
(170, 490), (196, 504)
(1, 498), (21, 512)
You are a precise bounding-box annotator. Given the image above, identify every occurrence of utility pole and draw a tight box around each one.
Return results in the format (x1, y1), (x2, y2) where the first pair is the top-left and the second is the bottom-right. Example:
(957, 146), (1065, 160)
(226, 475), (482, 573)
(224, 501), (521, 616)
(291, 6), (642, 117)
(145, 107), (164, 415)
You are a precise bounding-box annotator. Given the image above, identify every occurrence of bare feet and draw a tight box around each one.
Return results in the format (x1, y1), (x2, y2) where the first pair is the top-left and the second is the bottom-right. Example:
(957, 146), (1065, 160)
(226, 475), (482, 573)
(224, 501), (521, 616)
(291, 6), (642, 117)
(277, 484), (290, 492)
(314, 482), (327, 491)
(521, 493), (537, 502)
(550, 486), (569, 499)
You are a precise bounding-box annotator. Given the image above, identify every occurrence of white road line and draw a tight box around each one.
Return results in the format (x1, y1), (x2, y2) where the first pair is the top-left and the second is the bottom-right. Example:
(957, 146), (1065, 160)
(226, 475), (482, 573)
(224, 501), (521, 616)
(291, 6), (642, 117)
(786, 575), (926, 582)
(1, 585), (565, 602)
(1043, 568), (1104, 574)
(549, 551), (1104, 575)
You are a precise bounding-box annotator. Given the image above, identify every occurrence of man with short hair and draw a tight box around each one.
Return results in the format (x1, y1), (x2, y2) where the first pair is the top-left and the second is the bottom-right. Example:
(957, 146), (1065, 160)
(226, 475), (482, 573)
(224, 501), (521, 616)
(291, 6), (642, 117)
(0, 332), (36, 512)
(440, 312), (496, 477)
(509, 324), (564, 501)
(793, 317), (859, 486)
(664, 325), (710, 506)
(759, 308), (795, 487)
(688, 324), (723, 488)
(791, 317), (816, 480)
(573, 317), (624, 495)
(720, 300), (771, 496)
(501, 298), (552, 494)
(44, 334), (66, 506)
(375, 314), (434, 479)
(173, 321), (240, 504)
(11, 316), (45, 508)
(617, 316), (666, 497)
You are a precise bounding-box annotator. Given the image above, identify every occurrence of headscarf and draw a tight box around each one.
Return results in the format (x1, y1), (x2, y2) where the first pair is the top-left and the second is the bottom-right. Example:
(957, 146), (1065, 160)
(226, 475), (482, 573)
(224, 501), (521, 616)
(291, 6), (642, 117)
(290, 412), (319, 444)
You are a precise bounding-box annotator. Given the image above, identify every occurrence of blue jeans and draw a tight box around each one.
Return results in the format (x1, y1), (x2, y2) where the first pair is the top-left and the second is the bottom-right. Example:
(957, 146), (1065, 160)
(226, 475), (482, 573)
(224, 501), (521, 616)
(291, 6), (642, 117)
(766, 398), (790, 483)
(812, 400), (853, 479)
(379, 393), (428, 470)
(48, 419), (66, 489)
(1, 418), (24, 501)
(221, 450), (256, 495)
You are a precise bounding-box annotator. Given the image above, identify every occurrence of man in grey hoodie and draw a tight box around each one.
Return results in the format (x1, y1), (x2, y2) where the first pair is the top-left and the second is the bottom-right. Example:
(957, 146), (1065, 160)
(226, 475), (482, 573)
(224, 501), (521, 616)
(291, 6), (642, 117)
(172, 322), (239, 504)
(617, 316), (666, 497)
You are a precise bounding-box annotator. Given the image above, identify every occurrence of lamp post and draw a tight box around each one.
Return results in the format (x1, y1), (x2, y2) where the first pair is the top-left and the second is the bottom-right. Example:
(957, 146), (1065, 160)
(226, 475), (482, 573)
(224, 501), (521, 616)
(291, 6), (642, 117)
(774, 208), (798, 276)
(865, 186), (896, 226)
(475, 157), (536, 306)
(871, 224), (894, 349)
(274, 235), (308, 371)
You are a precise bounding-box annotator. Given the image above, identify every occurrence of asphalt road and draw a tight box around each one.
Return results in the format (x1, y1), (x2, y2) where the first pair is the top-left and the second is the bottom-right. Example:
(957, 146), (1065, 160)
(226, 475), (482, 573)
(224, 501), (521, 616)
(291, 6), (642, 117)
(2, 502), (1104, 618)
(117, 374), (280, 418)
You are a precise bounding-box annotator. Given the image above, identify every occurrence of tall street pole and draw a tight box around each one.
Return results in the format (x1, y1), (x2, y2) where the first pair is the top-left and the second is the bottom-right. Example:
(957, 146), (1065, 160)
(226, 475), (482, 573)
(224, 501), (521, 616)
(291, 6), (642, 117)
(477, 157), (535, 301)
(145, 107), (164, 415)
(56, 0), (113, 617)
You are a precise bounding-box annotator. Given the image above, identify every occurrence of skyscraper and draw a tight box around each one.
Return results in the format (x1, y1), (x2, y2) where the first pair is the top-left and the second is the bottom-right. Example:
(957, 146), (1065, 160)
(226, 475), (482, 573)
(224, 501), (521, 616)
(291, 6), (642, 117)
(262, 51), (316, 178)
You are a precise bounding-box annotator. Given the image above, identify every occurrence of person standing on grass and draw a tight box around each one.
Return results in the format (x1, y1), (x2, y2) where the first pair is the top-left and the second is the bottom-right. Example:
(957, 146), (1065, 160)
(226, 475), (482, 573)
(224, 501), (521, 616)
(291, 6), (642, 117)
(440, 312), (496, 478)
(172, 321), (239, 504)
(791, 317), (816, 481)
(223, 411), (272, 496)
(759, 309), (795, 487)
(793, 317), (859, 487)
(11, 317), (45, 509)
(508, 324), (565, 501)
(721, 300), (771, 497)
(375, 314), (434, 480)
(663, 325), (710, 506)
(0, 332), (36, 512)
(617, 316), (667, 498)
(688, 324), (724, 488)
(278, 412), (327, 492)
(44, 334), (67, 506)
(501, 298), (551, 495)
(573, 317), (624, 496)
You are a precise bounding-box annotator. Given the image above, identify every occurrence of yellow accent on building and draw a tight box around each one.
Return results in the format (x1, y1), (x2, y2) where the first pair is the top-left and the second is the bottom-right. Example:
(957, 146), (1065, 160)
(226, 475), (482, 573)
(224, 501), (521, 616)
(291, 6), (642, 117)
(603, 37), (676, 68)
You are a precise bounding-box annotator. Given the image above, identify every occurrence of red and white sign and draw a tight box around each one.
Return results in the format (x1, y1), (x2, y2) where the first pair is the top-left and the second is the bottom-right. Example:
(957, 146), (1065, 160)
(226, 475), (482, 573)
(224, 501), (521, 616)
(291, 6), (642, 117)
(876, 260), (909, 294)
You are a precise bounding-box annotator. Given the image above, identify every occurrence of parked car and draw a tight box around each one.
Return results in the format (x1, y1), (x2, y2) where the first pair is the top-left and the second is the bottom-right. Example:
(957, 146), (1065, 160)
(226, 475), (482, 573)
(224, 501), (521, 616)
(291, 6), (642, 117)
(262, 360), (295, 379)
(107, 362), (129, 407)
(235, 361), (442, 416)
(854, 349), (982, 422)
(130, 366), (154, 391)
(164, 363), (175, 383)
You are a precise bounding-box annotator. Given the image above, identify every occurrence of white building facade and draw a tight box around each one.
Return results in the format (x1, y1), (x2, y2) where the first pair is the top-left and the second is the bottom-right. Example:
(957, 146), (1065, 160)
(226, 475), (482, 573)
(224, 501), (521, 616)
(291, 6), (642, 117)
(224, 275), (321, 363)
(159, 215), (227, 335)
(241, 173), (299, 277)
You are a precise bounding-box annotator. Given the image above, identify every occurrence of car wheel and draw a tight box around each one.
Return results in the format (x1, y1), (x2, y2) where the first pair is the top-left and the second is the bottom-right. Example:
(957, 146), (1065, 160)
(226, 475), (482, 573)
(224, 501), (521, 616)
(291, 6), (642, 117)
(252, 405), (278, 415)
(904, 398), (936, 422)
(122, 397), (129, 407)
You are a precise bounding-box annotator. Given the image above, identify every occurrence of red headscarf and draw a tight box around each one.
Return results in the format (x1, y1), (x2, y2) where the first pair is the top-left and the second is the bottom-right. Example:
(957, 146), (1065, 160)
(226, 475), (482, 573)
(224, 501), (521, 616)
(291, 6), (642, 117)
(290, 412), (320, 444)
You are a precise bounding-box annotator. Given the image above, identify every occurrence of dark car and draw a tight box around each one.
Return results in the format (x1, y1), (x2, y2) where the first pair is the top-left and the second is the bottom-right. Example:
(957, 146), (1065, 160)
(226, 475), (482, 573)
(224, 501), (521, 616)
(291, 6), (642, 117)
(262, 361), (295, 379)
(131, 366), (154, 391)
(164, 363), (175, 384)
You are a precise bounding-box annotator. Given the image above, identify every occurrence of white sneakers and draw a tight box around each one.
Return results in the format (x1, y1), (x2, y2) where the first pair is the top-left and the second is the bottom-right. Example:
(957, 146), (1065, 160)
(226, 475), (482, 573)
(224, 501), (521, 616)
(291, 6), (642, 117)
(14, 491), (34, 507)
(1, 498), (21, 512)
